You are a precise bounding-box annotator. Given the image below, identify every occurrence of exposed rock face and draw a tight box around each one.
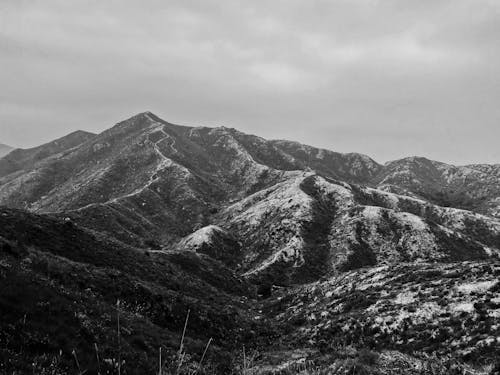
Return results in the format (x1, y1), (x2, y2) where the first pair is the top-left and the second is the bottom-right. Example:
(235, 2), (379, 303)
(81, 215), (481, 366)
(176, 225), (242, 266)
(1, 112), (499, 373)
(214, 174), (500, 285)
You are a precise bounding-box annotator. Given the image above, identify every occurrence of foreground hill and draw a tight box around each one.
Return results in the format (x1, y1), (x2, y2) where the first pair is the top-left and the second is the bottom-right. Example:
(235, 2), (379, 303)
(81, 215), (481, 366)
(1, 207), (499, 374)
(1, 207), (498, 374)
(256, 261), (500, 373)
(0, 207), (262, 374)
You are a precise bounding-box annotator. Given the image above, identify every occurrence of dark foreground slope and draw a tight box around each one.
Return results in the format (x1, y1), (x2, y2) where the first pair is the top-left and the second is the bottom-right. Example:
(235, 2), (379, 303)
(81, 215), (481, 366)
(0, 208), (272, 375)
(1, 207), (499, 374)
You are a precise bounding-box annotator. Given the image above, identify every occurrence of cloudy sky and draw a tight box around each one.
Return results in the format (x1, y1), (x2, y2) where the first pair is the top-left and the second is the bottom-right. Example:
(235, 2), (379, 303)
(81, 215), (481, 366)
(1, 0), (500, 164)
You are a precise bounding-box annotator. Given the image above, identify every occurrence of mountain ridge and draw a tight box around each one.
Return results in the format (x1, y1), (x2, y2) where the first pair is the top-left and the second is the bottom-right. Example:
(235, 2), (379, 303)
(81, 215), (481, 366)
(1, 111), (498, 218)
(0, 143), (14, 158)
(1, 112), (499, 284)
(0, 130), (96, 178)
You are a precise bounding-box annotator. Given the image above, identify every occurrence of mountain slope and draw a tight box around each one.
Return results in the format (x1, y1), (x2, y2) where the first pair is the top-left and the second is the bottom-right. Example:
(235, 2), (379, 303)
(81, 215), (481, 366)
(1, 113), (498, 225)
(0, 207), (261, 374)
(0, 113), (383, 246)
(0, 144), (13, 158)
(4, 207), (497, 373)
(258, 261), (500, 372)
(375, 157), (500, 219)
(0, 131), (95, 178)
(211, 173), (500, 286)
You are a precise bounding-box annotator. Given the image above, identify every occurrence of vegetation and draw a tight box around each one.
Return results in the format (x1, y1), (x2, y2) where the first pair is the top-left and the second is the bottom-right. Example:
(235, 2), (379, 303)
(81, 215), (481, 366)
(1, 113), (500, 373)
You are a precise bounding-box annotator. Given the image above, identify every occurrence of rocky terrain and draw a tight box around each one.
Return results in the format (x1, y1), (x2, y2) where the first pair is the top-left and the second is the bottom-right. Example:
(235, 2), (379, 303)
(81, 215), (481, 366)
(0, 112), (499, 374)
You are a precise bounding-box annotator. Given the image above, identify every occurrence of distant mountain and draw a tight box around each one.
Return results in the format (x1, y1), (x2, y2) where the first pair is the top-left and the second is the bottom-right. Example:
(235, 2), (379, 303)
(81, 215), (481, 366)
(0, 130), (95, 178)
(1, 112), (499, 373)
(0, 143), (13, 158)
(375, 156), (500, 218)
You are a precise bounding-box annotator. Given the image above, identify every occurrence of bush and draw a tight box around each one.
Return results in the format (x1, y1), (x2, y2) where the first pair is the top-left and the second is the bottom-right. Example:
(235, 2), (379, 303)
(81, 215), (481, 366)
(357, 348), (379, 366)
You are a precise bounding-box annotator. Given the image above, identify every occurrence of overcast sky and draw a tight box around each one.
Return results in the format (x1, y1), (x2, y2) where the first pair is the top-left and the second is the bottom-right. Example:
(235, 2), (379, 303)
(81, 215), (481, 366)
(1, 0), (500, 164)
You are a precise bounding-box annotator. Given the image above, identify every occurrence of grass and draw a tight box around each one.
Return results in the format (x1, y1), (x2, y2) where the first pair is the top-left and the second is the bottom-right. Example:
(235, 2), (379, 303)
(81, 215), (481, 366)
(2, 209), (500, 374)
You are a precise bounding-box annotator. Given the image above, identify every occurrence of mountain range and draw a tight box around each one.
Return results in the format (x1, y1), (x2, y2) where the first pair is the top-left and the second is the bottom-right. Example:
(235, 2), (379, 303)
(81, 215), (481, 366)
(0, 112), (499, 374)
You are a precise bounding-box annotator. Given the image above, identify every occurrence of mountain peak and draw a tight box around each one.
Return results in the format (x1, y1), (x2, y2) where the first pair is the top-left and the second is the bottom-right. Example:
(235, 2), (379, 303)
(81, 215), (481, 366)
(122, 111), (156, 123)
(112, 112), (190, 135)
(134, 111), (156, 120)
(70, 129), (96, 138)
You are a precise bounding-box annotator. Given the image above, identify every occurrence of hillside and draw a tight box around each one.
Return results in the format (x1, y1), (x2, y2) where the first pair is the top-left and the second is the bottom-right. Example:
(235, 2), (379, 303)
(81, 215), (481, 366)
(0, 207), (263, 374)
(0, 112), (385, 246)
(375, 157), (500, 219)
(214, 173), (500, 286)
(0, 112), (499, 373)
(0, 144), (13, 158)
(1, 207), (498, 374)
(0, 131), (95, 179)
(257, 261), (500, 373)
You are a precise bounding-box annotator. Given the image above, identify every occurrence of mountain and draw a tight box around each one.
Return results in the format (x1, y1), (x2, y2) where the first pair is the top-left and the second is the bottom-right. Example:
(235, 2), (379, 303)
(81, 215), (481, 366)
(1, 112), (499, 374)
(0, 130), (96, 178)
(0, 143), (13, 158)
(0, 112), (498, 282)
(0, 112), (382, 246)
(374, 157), (500, 219)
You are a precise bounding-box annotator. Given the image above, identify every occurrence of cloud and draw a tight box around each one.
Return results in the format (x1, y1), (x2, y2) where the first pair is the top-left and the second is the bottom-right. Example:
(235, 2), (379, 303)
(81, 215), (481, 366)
(0, 0), (499, 164)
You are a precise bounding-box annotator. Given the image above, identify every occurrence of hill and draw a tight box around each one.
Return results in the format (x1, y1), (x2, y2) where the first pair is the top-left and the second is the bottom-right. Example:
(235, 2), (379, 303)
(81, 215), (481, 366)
(0, 207), (261, 374)
(0, 144), (13, 158)
(0, 130), (95, 178)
